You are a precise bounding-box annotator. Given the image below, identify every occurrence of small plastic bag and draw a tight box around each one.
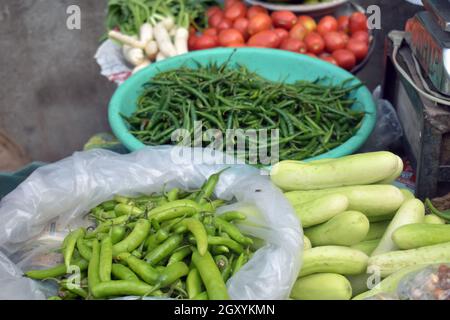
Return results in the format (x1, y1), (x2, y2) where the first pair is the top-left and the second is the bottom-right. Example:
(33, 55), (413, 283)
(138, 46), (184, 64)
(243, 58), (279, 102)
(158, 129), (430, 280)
(397, 264), (450, 300)
(0, 147), (302, 300)
(359, 86), (403, 152)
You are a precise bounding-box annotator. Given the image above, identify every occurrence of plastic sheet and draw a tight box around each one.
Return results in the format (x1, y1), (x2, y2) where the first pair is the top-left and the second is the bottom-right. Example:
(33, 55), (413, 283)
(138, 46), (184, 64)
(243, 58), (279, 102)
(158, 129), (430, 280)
(0, 147), (302, 300)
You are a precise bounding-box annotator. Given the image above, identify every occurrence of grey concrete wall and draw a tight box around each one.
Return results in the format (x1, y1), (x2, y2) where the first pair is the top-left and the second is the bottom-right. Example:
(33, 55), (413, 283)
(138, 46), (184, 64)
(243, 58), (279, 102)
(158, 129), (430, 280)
(0, 0), (115, 163)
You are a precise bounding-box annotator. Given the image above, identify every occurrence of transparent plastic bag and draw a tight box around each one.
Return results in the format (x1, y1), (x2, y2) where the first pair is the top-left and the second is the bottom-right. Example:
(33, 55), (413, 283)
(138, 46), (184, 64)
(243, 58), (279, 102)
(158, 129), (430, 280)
(397, 264), (450, 300)
(0, 147), (302, 300)
(359, 86), (403, 152)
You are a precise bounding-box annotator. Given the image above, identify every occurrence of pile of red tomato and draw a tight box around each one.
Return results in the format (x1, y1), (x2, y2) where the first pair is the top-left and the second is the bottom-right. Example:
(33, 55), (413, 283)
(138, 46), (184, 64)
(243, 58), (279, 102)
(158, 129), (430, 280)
(188, 0), (370, 71)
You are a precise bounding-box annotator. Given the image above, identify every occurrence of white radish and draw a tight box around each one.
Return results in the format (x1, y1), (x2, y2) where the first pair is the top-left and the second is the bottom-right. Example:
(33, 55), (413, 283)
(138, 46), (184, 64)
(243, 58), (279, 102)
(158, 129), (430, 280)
(156, 52), (166, 62)
(161, 16), (175, 31)
(132, 60), (151, 74)
(169, 28), (177, 37)
(126, 48), (147, 66)
(122, 44), (132, 60)
(145, 40), (159, 60)
(139, 23), (154, 44)
(108, 30), (145, 49)
(154, 22), (177, 58)
(174, 27), (189, 55)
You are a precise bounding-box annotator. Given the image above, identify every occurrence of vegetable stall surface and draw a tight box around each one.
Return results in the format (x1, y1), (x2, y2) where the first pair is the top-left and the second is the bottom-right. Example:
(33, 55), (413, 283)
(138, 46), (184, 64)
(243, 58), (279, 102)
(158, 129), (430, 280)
(122, 61), (364, 162)
(269, 151), (450, 300)
(25, 171), (256, 300)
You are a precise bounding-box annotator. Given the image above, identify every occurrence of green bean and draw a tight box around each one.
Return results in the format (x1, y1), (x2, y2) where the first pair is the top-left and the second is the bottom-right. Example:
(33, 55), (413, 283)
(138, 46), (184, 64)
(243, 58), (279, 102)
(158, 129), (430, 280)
(144, 234), (184, 265)
(111, 264), (139, 281)
(186, 268), (203, 299)
(99, 237), (113, 282)
(192, 249), (230, 300)
(112, 219), (150, 256)
(25, 260), (88, 280)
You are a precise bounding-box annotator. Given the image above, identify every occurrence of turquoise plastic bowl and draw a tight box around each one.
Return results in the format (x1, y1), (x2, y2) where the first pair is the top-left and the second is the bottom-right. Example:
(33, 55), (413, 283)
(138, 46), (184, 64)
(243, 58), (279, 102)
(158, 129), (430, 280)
(109, 48), (376, 162)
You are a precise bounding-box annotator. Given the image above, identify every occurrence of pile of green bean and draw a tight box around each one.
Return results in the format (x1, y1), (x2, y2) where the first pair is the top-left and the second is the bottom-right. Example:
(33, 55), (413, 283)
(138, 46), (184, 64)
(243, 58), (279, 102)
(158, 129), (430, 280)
(123, 62), (365, 162)
(25, 170), (255, 300)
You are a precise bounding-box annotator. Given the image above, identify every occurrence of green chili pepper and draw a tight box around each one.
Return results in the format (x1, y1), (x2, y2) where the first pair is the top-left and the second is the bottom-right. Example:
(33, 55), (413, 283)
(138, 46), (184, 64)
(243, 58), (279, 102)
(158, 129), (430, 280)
(232, 253), (247, 276)
(144, 234), (184, 265)
(191, 249), (230, 300)
(176, 218), (208, 256)
(148, 200), (201, 222)
(112, 219), (151, 256)
(114, 204), (144, 217)
(76, 238), (92, 261)
(25, 259), (89, 280)
(63, 228), (85, 268)
(192, 292), (209, 300)
(167, 188), (180, 202)
(167, 247), (192, 266)
(158, 261), (190, 288)
(425, 198), (450, 222)
(99, 237), (112, 282)
(195, 168), (229, 205)
(111, 264), (139, 281)
(207, 236), (244, 254)
(91, 280), (156, 299)
(117, 253), (159, 285)
(110, 226), (126, 245)
(88, 239), (101, 295)
(219, 211), (247, 222)
(186, 268), (203, 299)
(60, 280), (88, 299)
(213, 217), (253, 246)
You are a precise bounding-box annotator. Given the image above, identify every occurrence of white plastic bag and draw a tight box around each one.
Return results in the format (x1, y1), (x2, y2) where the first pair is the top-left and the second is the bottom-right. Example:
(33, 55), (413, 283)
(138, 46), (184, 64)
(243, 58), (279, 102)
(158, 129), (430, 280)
(0, 147), (302, 300)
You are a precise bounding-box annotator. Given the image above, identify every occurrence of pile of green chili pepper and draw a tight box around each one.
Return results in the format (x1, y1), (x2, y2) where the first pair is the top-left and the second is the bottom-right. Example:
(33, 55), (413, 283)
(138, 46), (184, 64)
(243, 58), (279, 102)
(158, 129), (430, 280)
(123, 62), (365, 162)
(25, 170), (256, 300)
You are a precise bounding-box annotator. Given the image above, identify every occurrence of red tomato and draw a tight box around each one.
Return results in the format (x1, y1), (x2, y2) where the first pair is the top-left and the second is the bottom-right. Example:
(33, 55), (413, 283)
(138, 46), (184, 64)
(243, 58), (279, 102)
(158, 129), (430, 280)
(319, 53), (338, 65)
(209, 11), (224, 28)
(226, 42), (246, 47)
(317, 16), (338, 36)
(224, 2), (247, 21)
(194, 35), (219, 50)
(297, 15), (317, 33)
(337, 16), (350, 33)
(271, 11), (297, 30)
(332, 49), (356, 70)
(219, 29), (245, 46)
(247, 30), (281, 48)
(289, 23), (308, 41)
(233, 17), (250, 40)
(346, 38), (368, 61)
(247, 5), (268, 19)
(349, 12), (368, 34)
(339, 32), (350, 45)
(280, 38), (307, 53)
(188, 35), (198, 50)
(323, 31), (346, 53)
(304, 52), (318, 58)
(224, 0), (240, 9)
(248, 13), (273, 35)
(207, 6), (222, 19)
(304, 32), (325, 55)
(217, 18), (233, 31)
(352, 30), (369, 44)
(203, 28), (218, 37)
(189, 26), (197, 35)
(273, 28), (289, 42)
